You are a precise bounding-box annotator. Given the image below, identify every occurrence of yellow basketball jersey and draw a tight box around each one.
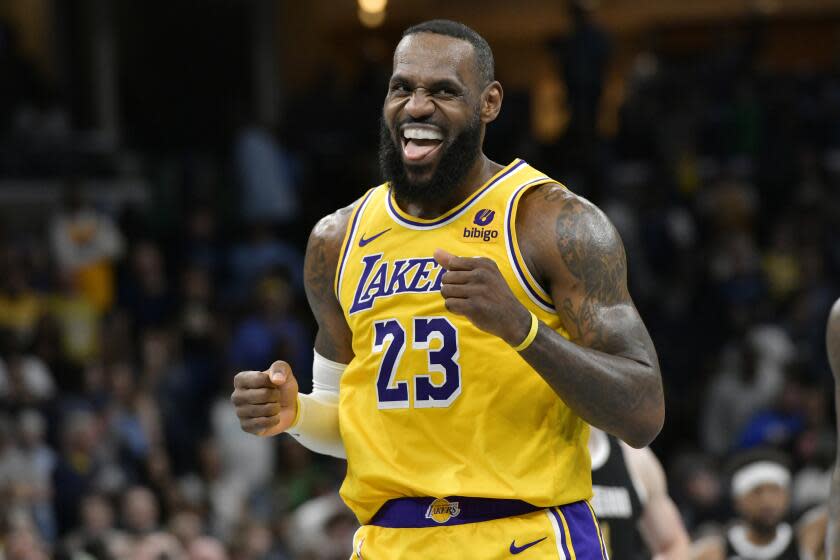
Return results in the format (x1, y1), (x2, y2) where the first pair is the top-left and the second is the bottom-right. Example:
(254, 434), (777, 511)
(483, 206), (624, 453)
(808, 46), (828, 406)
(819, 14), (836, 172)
(334, 159), (592, 524)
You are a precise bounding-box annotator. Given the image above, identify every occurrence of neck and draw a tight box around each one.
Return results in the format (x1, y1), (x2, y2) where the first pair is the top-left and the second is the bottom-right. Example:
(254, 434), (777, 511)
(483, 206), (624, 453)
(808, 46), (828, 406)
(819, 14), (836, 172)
(395, 154), (503, 219)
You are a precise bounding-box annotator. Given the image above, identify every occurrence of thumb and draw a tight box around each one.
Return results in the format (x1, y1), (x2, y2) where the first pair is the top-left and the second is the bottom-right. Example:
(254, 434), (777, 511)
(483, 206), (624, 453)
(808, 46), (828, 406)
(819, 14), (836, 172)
(433, 248), (455, 270)
(268, 361), (292, 386)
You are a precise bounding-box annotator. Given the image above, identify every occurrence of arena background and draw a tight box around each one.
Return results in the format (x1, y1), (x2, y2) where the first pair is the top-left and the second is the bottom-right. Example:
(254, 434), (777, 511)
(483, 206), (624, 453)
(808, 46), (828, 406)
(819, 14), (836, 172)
(1, 0), (840, 558)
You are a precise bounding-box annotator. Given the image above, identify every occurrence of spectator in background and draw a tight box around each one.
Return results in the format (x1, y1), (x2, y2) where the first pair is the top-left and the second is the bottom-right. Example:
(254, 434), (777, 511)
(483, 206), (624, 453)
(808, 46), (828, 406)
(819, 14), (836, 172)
(60, 492), (122, 557)
(287, 493), (357, 560)
(0, 335), (55, 408)
(104, 362), (164, 480)
(45, 271), (100, 370)
(227, 226), (303, 300)
(50, 186), (123, 314)
(180, 206), (224, 280)
(702, 325), (794, 456)
(0, 249), (43, 347)
(228, 269), (310, 388)
(52, 409), (103, 535)
(234, 120), (300, 226)
(691, 450), (823, 560)
(1, 525), (50, 560)
(119, 241), (176, 331)
(121, 486), (161, 538)
(14, 410), (56, 542)
(188, 535), (229, 560)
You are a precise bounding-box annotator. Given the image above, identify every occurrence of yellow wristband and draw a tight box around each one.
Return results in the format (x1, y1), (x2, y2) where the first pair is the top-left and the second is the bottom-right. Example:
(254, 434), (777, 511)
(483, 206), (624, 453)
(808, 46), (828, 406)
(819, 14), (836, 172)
(512, 311), (539, 352)
(290, 394), (302, 428)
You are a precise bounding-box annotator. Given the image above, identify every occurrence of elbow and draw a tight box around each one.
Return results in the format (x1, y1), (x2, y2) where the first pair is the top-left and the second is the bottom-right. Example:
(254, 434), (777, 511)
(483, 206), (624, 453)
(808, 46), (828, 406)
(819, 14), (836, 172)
(623, 399), (665, 449)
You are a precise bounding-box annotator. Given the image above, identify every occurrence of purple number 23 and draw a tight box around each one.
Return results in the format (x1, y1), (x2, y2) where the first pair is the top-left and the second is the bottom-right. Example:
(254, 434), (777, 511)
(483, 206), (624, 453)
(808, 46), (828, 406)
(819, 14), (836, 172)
(373, 317), (461, 409)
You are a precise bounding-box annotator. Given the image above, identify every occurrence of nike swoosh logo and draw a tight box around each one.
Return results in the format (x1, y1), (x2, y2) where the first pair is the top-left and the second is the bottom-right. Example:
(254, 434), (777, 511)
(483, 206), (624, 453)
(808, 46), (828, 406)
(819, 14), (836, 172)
(358, 228), (391, 247)
(510, 537), (547, 554)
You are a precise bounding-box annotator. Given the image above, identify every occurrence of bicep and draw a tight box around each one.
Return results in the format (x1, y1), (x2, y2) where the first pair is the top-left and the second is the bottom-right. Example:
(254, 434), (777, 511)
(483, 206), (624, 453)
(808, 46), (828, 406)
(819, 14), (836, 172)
(304, 211), (355, 364)
(529, 189), (655, 361)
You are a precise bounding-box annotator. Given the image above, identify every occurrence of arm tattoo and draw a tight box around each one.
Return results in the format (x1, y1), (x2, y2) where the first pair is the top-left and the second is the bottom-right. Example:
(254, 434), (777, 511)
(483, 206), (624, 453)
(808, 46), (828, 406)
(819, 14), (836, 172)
(304, 206), (354, 361)
(515, 186), (663, 446)
(554, 199), (629, 350)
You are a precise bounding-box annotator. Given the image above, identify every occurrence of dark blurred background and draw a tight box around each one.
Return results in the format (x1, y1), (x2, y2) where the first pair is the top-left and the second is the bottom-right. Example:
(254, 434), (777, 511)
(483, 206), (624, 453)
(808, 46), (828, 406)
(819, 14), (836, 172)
(1, 0), (840, 558)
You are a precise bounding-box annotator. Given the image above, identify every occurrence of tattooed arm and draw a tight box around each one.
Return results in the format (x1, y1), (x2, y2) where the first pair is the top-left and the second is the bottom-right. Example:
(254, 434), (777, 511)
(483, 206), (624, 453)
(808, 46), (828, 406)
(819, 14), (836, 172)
(515, 184), (663, 446)
(827, 298), (840, 559)
(435, 184), (663, 446)
(305, 205), (356, 364)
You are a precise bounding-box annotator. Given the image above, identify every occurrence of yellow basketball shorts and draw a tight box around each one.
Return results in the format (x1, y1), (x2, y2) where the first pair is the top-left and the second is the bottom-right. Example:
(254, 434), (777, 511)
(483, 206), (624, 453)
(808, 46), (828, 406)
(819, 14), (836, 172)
(350, 497), (609, 559)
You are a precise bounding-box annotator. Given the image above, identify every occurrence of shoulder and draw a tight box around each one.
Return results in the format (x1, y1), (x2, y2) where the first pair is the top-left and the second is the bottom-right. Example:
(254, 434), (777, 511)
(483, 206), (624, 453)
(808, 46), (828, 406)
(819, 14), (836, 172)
(308, 202), (357, 252)
(518, 182), (621, 251)
(516, 182), (626, 292)
(304, 200), (359, 298)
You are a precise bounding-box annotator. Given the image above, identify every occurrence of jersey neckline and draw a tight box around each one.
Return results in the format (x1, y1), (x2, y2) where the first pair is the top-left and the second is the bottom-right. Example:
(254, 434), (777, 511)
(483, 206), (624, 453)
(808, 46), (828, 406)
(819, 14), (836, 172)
(385, 158), (525, 229)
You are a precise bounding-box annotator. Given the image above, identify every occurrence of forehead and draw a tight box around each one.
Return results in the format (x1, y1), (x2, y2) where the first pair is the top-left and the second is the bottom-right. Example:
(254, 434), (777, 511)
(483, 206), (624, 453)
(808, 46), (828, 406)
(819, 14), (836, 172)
(392, 33), (476, 85)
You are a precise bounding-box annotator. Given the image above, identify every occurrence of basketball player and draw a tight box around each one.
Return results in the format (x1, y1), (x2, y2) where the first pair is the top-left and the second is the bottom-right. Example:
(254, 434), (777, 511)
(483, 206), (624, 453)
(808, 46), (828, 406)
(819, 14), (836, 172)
(692, 452), (807, 560)
(588, 428), (690, 559)
(231, 19), (665, 558)
(827, 298), (840, 559)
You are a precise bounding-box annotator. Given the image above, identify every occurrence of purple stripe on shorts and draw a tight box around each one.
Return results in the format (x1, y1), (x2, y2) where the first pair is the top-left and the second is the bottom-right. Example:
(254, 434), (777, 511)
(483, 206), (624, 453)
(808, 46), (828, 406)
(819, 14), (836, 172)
(549, 507), (572, 558)
(558, 501), (605, 559)
(369, 497), (543, 528)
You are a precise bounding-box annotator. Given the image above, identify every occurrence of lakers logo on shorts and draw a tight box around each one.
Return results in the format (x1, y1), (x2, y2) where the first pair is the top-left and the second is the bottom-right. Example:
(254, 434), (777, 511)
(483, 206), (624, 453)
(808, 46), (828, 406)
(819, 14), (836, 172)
(425, 498), (461, 524)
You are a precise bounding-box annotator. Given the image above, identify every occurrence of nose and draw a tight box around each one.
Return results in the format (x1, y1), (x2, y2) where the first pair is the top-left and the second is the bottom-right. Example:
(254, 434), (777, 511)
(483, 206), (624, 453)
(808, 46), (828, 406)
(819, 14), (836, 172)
(404, 88), (435, 119)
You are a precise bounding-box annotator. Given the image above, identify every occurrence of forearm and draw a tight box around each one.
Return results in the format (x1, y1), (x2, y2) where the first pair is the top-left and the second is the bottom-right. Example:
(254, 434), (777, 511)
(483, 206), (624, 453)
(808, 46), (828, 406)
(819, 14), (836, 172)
(288, 391), (345, 458)
(519, 321), (663, 447)
(652, 534), (691, 560)
(287, 351), (346, 458)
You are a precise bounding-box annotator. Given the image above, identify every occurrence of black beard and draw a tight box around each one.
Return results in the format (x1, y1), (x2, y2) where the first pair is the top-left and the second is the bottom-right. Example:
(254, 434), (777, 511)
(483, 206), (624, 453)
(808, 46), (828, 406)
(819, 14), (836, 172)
(746, 516), (781, 538)
(378, 113), (482, 206)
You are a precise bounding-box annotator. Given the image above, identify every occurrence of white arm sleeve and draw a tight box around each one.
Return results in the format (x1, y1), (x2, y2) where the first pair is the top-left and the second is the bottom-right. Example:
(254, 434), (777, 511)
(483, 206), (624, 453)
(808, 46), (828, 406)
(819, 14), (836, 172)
(287, 351), (347, 459)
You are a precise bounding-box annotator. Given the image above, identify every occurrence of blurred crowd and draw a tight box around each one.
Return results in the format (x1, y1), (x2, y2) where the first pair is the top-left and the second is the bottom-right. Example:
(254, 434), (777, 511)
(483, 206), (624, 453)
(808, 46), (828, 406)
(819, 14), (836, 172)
(2, 8), (840, 560)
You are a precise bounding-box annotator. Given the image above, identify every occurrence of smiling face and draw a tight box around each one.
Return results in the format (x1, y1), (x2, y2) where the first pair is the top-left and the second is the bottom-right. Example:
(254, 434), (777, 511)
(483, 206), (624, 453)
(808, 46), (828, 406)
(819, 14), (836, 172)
(380, 32), (501, 204)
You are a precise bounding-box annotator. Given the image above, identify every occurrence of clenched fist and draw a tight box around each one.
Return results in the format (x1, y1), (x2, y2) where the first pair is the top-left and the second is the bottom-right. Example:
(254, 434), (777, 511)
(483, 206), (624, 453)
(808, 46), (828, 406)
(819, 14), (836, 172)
(231, 360), (299, 437)
(433, 249), (533, 346)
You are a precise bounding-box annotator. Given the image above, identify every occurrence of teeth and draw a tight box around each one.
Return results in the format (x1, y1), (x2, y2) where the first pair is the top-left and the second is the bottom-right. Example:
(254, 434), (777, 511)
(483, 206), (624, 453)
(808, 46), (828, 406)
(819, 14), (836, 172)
(403, 127), (443, 141)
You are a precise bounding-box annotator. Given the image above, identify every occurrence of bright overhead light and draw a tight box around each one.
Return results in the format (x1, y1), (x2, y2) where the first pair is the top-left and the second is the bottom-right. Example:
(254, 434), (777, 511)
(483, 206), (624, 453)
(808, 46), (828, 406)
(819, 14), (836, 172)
(358, 0), (387, 14)
(358, 7), (386, 28)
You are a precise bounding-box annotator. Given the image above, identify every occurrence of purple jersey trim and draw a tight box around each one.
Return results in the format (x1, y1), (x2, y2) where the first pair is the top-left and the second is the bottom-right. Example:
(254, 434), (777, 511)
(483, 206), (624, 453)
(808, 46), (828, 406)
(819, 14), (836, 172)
(335, 188), (377, 299)
(506, 179), (555, 309)
(386, 159), (526, 228)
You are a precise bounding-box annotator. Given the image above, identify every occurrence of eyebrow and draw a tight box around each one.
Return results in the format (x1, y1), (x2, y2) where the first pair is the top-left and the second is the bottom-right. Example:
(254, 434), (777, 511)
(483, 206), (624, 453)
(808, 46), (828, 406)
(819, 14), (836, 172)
(389, 75), (466, 93)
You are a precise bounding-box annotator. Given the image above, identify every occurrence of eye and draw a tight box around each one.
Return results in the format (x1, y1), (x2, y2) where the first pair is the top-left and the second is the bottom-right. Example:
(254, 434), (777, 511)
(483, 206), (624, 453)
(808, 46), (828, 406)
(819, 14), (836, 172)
(434, 88), (457, 98)
(389, 83), (410, 95)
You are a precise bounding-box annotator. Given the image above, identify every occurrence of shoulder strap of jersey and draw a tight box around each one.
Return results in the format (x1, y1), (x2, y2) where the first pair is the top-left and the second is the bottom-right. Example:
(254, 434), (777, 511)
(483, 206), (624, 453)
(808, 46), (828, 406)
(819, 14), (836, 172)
(334, 186), (383, 299)
(504, 176), (561, 313)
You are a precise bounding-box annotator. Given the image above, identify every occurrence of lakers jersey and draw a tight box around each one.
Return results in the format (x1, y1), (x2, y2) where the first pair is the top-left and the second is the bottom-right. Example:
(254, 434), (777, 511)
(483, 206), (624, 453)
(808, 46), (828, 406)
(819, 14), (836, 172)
(334, 159), (592, 524)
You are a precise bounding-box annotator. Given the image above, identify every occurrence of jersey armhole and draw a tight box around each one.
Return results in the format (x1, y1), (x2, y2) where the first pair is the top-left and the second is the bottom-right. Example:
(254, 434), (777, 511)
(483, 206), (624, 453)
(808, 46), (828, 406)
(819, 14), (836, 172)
(334, 187), (379, 300)
(503, 178), (558, 313)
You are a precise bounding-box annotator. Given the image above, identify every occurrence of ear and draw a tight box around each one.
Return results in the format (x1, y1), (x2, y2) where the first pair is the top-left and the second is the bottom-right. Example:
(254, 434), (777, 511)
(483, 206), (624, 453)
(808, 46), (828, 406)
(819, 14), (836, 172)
(480, 81), (503, 124)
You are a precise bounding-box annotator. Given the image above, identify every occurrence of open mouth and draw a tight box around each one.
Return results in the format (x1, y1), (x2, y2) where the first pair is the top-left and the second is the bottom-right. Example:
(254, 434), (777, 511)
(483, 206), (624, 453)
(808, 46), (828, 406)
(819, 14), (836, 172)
(400, 125), (444, 165)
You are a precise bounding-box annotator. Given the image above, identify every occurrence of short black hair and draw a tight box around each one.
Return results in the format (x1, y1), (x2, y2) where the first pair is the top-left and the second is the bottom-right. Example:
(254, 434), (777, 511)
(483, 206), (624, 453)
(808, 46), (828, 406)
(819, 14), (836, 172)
(401, 19), (495, 87)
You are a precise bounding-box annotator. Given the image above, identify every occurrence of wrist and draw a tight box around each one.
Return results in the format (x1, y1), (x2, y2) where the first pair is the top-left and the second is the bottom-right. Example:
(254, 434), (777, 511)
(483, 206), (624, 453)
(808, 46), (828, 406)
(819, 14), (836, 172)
(505, 306), (533, 346)
(290, 394), (303, 429)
